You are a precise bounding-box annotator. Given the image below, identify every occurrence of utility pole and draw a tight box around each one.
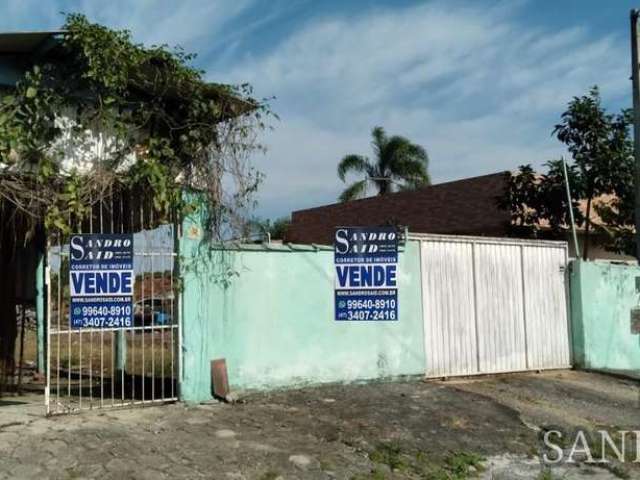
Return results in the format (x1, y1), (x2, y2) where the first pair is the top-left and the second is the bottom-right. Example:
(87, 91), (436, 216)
(631, 9), (640, 262)
(562, 157), (580, 259)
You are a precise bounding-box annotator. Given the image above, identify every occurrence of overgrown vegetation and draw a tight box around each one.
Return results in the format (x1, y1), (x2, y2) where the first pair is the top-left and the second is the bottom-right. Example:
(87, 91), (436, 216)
(501, 87), (634, 258)
(0, 13), (272, 389)
(536, 469), (555, 480)
(353, 442), (484, 479)
(258, 471), (281, 480)
(0, 13), (272, 240)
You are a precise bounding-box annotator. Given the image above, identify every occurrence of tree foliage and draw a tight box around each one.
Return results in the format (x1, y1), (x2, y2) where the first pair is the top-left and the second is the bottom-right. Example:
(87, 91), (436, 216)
(0, 14), (273, 388)
(0, 13), (272, 241)
(502, 87), (634, 258)
(249, 216), (291, 241)
(337, 126), (430, 202)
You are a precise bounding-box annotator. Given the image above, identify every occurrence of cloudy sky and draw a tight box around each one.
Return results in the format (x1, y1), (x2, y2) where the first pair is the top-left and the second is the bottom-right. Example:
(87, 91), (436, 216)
(0, 0), (634, 219)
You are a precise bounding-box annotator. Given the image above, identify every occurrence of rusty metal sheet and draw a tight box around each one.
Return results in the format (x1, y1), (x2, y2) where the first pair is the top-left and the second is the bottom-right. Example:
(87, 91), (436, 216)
(211, 358), (230, 399)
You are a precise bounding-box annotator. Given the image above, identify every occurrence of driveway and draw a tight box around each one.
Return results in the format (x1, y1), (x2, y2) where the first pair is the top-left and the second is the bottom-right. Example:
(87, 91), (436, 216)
(0, 370), (637, 479)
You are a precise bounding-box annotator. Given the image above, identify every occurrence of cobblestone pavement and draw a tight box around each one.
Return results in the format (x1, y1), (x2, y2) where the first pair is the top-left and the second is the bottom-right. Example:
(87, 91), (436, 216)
(0, 370), (637, 479)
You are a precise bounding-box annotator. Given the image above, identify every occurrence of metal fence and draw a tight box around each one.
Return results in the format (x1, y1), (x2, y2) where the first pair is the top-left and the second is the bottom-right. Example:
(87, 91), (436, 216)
(414, 234), (572, 378)
(45, 191), (180, 415)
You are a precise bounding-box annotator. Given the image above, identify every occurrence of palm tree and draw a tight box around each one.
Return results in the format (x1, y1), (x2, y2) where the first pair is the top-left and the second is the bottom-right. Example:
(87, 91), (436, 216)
(337, 126), (430, 202)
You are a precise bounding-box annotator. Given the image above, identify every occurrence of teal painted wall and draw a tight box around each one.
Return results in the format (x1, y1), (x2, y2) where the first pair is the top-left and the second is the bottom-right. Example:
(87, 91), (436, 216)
(180, 227), (425, 402)
(571, 260), (640, 374)
(36, 239), (45, 374)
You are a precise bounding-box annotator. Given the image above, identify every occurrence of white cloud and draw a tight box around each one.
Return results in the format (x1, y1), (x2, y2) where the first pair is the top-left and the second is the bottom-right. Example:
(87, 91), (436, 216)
(0, 0), (257, 51)
(218, 1), (629, 218)
(73, 0), (256, 48)
(0, 0), (630, 219)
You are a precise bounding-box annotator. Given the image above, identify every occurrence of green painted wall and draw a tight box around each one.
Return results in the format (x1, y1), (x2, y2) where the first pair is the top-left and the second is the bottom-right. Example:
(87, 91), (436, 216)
(180, 226), (425, 402)
(36, 242), (45, 374)
(571, 260), (640, 374)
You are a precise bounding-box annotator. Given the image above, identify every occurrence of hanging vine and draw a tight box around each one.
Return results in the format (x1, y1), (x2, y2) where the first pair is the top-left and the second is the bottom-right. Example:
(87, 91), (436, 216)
(0, 13), (272, 242)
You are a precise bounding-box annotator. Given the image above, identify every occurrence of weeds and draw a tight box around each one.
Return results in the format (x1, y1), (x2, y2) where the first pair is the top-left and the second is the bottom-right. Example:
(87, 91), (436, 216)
(363, 442), (484, 479)
(602, 462), (631, 480)
(369, 442), (408, 472)
(537, 468), (555, 480)
(350, 469), (387, 480)
(444, 451), (484, 477)
(259, 471), (280, 480)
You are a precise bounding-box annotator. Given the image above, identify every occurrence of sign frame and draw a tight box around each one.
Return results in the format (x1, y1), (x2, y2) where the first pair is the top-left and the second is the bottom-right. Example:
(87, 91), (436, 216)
(334, 226), (399, 321)
(69, 233), (135, 329)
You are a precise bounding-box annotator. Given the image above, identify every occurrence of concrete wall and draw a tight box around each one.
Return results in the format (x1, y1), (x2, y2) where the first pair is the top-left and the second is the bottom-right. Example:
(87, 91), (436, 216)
(179, 225), (425, 403)
(570, 260), (640, 375)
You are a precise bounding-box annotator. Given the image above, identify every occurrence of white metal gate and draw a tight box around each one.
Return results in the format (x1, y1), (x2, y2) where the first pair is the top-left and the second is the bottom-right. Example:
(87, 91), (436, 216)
(416, 234), (571, 378)
(45, 191), (180, 414)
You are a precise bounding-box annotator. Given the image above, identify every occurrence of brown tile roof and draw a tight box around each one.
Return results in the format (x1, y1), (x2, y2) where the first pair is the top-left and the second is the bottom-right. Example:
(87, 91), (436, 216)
(285, 171), (512, 245)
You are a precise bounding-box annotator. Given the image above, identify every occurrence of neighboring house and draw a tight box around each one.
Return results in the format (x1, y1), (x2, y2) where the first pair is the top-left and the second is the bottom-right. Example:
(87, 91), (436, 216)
(0, 31), (252, 173)
(555, 196), (635, 262)
(285, 171), (633, 262)
(286, 172), (513, 245)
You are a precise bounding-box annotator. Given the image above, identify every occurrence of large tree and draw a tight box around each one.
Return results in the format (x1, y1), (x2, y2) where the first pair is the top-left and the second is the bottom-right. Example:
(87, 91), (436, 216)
(503, 87), (634, 259)
(337, 126), (430, 202)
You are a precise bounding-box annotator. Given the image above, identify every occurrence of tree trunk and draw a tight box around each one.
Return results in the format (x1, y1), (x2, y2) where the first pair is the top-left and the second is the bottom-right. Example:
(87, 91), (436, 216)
(377, 178), (389, 196)
(583, 195), (593, 261)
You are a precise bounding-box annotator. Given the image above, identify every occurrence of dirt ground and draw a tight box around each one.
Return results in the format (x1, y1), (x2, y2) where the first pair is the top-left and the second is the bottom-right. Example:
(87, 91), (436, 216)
(0, 370), (638, 480)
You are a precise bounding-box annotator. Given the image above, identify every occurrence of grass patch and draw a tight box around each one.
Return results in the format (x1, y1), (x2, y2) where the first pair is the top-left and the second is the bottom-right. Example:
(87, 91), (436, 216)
(444, 451), (484, 477)
(350, 469), (387, 480)
(369, 442), (408, 472)
(417, 451), (484, 480)
(601, 462), (631, 480)
(444, 415), (470, 430)
(364, 442), (484, 479)
(259, 471), (280, 480)
(537, 469), (555, 480)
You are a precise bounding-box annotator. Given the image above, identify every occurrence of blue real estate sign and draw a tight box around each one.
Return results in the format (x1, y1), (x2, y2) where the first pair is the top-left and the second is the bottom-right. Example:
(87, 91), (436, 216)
(334, 227), (398, 321)
(69, 234), (134, 329)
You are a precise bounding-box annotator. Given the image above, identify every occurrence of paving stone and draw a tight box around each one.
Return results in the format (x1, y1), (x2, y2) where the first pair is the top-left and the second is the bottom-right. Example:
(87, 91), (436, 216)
(0, 371), (637, 479)
(288, 454), (312, 469)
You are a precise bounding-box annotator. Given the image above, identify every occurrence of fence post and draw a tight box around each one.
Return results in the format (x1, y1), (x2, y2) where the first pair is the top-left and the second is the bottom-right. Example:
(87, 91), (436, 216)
(35, 229), (46, 375)
(115, 331), (126, 377)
